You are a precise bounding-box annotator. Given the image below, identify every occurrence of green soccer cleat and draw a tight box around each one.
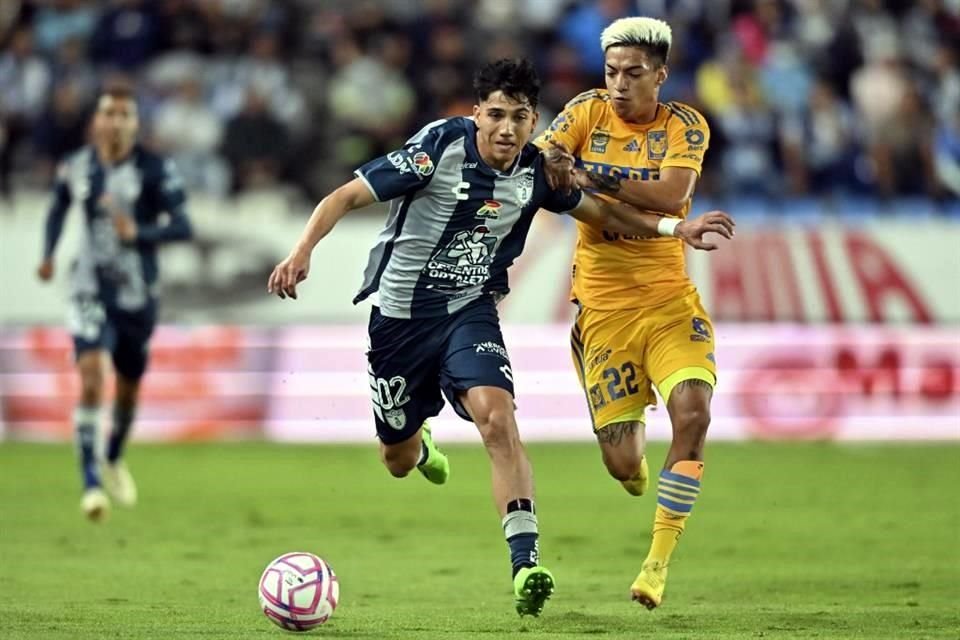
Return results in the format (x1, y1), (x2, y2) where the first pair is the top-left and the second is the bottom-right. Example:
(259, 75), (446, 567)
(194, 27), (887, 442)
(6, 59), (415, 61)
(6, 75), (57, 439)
(416, 422), (449, 485)
(513, 566), (555, 617)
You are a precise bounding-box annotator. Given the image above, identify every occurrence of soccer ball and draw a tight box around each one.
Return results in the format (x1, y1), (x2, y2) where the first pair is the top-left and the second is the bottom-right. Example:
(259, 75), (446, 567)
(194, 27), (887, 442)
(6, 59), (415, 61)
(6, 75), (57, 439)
(258, 552), (339, 631)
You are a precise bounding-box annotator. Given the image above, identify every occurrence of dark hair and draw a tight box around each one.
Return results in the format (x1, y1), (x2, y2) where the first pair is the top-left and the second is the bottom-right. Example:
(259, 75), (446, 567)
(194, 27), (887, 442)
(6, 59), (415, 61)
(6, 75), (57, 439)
(98, 83), (137, 103)
(473, 58), (540, 110)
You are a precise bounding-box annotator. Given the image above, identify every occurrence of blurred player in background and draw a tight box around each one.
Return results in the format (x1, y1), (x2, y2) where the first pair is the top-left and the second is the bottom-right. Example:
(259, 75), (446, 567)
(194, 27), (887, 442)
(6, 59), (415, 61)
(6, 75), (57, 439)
(538, 17), (722, 609)
(37, 86), (193, 521)
(269, 58), (732, 617)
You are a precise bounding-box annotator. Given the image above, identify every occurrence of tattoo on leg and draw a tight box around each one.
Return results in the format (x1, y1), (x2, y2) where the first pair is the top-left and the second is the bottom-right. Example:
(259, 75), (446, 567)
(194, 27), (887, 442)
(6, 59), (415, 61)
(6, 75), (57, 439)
(596, 422), (639, 446)
(585, 172), (622, 194)
(674, 379), (714, 398)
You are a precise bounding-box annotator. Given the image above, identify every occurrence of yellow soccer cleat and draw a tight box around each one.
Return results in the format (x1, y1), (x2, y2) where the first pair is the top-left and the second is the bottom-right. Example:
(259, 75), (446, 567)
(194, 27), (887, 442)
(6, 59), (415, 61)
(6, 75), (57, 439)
(630, 560), (667, 609)
(620, 455), (649, 496)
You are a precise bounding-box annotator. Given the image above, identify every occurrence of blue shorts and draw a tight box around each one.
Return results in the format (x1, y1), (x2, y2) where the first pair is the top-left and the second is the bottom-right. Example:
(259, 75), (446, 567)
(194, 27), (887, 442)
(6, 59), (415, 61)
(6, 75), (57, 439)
(366, 297), (514, 444)
(69, 296), (157, 381)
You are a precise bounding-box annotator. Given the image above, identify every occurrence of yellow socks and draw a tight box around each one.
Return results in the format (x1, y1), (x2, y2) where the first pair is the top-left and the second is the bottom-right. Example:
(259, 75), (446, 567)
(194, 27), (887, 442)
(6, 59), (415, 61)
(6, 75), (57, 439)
(645, 460), (704, 565)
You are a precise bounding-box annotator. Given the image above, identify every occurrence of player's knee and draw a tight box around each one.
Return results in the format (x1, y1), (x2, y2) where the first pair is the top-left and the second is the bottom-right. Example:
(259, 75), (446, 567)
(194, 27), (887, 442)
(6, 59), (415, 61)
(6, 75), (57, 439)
(78, 367), (104, 404)
(603, 453), (643, 482)
(674, 406), (711, 438)
(380, 443), (418, 478)
(476, 408), (520, 454)
(671, 407), (711, 459)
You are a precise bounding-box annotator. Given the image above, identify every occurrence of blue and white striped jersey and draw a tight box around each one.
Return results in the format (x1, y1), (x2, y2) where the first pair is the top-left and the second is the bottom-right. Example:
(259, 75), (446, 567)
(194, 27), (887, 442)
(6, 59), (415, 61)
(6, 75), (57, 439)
(353, 117), (582, 319)
(42, 144), (192, 311)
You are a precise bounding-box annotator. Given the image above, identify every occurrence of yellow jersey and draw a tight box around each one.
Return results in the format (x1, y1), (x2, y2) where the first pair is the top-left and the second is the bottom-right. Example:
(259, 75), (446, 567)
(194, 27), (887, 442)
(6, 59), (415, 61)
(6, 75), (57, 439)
(535, 90), (710, 310)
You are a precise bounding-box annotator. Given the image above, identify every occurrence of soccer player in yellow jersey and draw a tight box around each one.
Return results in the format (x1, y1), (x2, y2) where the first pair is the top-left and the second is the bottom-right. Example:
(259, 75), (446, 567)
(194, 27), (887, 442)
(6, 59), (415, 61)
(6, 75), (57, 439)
(536, 17), (729, 609)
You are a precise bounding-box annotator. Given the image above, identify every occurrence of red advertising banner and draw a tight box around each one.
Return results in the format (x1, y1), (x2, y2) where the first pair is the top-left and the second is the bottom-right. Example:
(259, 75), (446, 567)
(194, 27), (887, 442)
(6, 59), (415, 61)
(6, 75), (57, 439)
(3, 325), (956, 442)
(0, 327), (272, 441)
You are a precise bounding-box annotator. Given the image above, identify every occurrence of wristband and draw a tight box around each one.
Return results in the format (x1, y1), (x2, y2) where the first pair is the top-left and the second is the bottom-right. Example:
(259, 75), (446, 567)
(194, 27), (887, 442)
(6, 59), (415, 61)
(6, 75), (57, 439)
(657, 217), (681, 237)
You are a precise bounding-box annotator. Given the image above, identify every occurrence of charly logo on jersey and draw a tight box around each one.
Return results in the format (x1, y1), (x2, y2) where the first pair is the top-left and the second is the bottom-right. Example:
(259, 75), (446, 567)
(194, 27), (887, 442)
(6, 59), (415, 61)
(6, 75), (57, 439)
(515, 170), (535, 207)
(424, 225), (497, 290)
(476, 199), (502, 219)
(590, 129), (611, 153)
(647, 130), (667, 160)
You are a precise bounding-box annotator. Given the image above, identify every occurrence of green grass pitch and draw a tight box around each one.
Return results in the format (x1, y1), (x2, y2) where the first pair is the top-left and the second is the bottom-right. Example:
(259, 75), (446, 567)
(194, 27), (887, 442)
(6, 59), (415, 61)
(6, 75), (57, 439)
(1, 442), (957, 639)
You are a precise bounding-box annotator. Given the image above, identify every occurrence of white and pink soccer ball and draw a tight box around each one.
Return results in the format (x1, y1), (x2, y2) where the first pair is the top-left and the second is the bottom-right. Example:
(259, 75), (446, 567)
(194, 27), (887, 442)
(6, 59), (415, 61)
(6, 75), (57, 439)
(258, 552), (339, 631)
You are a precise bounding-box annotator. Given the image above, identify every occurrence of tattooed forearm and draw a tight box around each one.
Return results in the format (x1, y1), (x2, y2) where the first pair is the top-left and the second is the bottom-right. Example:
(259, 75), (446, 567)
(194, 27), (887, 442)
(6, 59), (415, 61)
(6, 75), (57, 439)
(673, 379), (714, 398)
(585, 171), (622, 193)
(595, 421), (640, 445)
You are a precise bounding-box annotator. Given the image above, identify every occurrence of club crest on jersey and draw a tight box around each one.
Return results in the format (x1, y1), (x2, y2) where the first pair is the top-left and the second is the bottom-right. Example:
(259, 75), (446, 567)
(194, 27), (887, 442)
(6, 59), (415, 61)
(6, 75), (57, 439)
(412, 151), (435, 176)
(476, 199), (502, 219)
(647, 130), (667, 160)
(385, 408), (406, 430)
(589, 384), (606, 410)
(515, 171), (535, 206)
(590, 129), (611, 154)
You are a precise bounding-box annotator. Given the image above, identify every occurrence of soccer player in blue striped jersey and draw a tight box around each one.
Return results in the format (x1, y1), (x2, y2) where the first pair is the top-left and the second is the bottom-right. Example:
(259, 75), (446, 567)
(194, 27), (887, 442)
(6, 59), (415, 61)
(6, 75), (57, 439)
(38, 85), (193, 521)
(268, 58), (731, 616)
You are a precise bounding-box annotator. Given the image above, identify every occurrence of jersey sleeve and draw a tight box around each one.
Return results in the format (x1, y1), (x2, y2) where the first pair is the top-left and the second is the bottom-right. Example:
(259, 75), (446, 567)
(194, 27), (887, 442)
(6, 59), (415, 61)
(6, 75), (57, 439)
(136, 157), (192, 245)
(533, 93), (595, 153)
(661, 103), (710, 175)
(42, 161), (73, 259)
(354, 121), (452, 202)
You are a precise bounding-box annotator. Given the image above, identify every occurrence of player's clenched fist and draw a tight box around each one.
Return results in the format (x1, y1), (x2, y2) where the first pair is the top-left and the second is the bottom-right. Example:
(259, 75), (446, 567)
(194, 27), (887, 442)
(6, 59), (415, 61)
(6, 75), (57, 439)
(268, 250), (311, 300)
(675, 210), (735, 251)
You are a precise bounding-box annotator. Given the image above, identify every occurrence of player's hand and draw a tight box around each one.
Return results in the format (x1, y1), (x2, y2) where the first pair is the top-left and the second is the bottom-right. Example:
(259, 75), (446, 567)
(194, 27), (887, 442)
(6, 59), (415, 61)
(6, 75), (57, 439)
(101, 194), (138, 242)
(113, 213), (138, 242)
(675, 210), (736, 251)
(37, 258), (54, 282)
(543, 141), (576, 194)
(268, 249), (311, 300)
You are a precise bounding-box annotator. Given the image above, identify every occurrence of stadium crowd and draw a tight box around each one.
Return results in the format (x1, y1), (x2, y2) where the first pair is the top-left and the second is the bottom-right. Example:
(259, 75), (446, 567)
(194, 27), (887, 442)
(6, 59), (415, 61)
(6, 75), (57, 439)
(1, 0), (958, 205)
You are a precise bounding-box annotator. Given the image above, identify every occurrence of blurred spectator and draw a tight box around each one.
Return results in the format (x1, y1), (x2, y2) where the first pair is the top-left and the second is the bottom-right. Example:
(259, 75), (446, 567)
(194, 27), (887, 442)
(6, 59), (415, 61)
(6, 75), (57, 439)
(221, 88), (289, 192)
(327, 33), (415, 164)
(31, 79), (89, 180)
(49, 36), (98, 105)
(559, 0), (631, 74)
(934, 112), (960, 197)
(152, 78), (229, 196)
(715, 76), (780, 197)
(850, 38), (931, 197)
(780, 79), (859, 195)
(32, 0), (98, 55)
(90, 0), (164, 70)
(0, 0), (956, 206)
(209, 31), (307, 133)
(0, 26), (50, 198)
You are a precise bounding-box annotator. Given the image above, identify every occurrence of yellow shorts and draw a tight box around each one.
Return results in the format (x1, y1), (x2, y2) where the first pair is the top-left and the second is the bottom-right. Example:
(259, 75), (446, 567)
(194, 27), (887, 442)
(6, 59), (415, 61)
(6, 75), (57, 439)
(569, 292), (717, 430)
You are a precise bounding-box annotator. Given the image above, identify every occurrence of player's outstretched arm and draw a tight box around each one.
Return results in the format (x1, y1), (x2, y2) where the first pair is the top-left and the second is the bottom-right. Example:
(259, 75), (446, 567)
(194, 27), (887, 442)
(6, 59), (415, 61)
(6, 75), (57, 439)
(37, 170), (72, 282)
(576, 166), (697, 214)
(570, 194), (735, 250)
(268, 178), (375, 300)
